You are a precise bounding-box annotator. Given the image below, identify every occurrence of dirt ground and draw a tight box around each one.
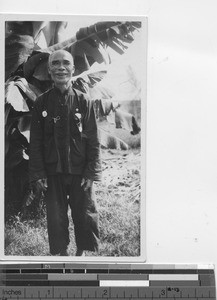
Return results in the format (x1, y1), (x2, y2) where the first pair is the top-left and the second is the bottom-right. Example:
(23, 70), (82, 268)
(100, 148), (141, 203)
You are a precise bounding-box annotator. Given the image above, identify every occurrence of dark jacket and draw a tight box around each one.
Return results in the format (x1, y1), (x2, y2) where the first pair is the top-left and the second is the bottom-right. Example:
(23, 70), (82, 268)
(29, 86), (102, 182)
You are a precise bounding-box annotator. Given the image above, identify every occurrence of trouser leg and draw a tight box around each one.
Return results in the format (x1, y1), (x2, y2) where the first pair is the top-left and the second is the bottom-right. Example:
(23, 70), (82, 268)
(68, 175), (99, 252)
(45, 176), (69, 255)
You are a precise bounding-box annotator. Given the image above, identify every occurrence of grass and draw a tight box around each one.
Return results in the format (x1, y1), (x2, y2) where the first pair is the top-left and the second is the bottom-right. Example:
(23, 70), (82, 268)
(5, 149), (141, 257)
(94, 183), (140, 256)
(5, 213), (50, 256)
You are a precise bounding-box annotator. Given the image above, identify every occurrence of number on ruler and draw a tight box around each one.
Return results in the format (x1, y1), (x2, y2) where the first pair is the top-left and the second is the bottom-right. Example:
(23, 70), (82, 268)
(161, 289), (166, 296)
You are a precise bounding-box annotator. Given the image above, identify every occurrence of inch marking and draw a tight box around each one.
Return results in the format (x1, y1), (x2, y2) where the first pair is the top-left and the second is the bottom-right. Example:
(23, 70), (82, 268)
(0, 286), (216, 299)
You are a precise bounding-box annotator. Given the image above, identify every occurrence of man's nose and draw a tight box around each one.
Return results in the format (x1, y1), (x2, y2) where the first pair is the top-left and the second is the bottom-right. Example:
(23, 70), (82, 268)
(58, 63), (65, 70)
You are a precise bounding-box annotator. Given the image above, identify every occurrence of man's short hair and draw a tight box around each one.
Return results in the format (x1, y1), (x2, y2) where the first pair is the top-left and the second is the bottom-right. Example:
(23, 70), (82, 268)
(48, 49), (74, 67)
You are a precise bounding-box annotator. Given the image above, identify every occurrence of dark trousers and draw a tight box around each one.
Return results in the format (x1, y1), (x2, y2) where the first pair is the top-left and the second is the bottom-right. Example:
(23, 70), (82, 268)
(45, 174), (99, 255)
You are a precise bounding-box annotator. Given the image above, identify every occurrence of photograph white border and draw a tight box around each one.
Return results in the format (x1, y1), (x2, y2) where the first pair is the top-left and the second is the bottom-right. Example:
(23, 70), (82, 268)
(1, 13), (147, 263)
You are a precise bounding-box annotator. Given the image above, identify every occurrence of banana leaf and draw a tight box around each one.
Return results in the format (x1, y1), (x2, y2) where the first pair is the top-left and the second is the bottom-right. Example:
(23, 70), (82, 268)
(5, 21), (67, 80)
(6, 21), (141, 82)
(5, 77), (36, 112)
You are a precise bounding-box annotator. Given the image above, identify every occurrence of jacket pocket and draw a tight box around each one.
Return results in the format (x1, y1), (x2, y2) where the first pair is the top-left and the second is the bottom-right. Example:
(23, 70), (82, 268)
(70, 137), (86, 166)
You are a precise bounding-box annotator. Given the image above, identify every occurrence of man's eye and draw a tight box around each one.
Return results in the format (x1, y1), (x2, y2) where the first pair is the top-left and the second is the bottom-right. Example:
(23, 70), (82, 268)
(52, 61), (59, 66)
(63, 61), (71, 66)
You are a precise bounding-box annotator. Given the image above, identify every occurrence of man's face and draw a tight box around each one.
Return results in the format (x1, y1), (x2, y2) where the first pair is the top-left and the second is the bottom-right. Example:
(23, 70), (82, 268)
(48, 50), (75, 86)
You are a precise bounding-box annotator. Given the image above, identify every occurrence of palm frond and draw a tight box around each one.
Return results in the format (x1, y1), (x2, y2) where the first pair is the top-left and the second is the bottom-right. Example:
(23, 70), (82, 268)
(6, 21), (141, 81)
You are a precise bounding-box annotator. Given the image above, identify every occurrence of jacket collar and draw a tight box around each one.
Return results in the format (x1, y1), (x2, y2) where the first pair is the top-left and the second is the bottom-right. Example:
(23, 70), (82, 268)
(53, 84), (74, 96)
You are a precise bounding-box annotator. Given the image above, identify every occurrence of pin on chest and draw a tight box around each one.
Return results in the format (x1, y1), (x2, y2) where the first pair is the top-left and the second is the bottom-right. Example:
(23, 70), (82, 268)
(42, 106), (82, 131)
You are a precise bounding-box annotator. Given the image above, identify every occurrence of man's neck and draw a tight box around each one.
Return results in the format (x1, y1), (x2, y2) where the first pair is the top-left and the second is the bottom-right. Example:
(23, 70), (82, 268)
(54, 82), (71, 94)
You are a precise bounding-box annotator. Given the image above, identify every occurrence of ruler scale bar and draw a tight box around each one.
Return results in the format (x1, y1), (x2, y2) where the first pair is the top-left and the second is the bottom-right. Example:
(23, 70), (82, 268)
(0, 264), (215, 300)
(0, 286), (216, 298)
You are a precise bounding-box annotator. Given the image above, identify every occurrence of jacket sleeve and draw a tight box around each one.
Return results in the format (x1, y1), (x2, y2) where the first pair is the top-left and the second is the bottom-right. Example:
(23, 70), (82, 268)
(29, 98), (47, 183)
(82, 95), (102, 181)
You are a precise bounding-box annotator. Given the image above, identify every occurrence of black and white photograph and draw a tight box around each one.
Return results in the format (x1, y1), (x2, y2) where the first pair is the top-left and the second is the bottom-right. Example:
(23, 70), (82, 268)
(3, 15), (147, 260)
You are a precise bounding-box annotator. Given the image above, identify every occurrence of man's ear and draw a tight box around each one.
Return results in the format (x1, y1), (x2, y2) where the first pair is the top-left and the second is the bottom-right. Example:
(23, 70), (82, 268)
(71, 65), (75, 76)
(47, 64), (52, 80)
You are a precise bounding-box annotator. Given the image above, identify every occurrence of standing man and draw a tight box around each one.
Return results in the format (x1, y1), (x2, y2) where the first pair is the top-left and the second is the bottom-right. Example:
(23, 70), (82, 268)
(29, 50), (102, 256)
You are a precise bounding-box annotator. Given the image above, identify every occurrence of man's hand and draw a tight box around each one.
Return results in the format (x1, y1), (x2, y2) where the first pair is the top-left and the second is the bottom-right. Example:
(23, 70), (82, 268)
(81, 178), (93, 191)
(37, 178), (48, 191)
(32, 178), (48, 199)
(25, 178), (48, 207)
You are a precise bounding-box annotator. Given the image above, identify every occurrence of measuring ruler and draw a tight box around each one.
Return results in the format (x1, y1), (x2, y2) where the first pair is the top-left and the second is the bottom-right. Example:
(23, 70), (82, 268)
(0, 263), (216, 299)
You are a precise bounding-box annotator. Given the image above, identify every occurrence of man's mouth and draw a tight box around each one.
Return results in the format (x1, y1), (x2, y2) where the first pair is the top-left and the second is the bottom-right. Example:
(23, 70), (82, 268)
(55, 73), (68, 77)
